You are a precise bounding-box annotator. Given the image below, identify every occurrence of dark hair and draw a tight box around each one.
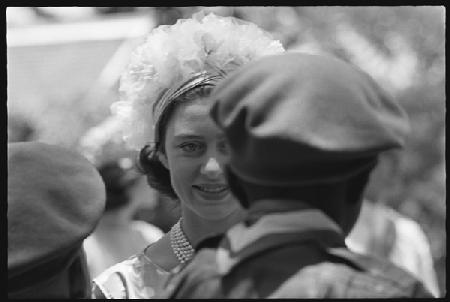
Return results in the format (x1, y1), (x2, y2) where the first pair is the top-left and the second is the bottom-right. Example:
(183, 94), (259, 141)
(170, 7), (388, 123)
(98, 161), (140, 211)
(137, 84), (214, 200)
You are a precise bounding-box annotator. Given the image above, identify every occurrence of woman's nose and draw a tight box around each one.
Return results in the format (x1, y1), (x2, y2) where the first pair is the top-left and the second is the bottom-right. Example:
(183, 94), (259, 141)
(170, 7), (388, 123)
(201, 157), (223, 179)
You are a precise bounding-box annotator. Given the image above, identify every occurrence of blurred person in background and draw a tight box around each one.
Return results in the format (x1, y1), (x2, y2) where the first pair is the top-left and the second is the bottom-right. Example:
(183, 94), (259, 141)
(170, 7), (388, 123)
(83, 158), (164, 279)
(346, 198), (440, 297)
(78, 117), (164, 281)
(162, 53), (433, 298)
(91, 11), (285, 298)
(7, 113), (37, 142)
(8, 142), (105, 298)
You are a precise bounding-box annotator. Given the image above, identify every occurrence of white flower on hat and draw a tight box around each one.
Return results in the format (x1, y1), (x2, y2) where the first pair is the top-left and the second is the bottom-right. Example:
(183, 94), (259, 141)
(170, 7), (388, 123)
(111, 11), (285, 150)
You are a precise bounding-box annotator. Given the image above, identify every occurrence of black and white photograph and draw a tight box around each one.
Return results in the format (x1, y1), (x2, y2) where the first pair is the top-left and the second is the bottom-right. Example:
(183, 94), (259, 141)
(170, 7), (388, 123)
(6, 6), (445, 298)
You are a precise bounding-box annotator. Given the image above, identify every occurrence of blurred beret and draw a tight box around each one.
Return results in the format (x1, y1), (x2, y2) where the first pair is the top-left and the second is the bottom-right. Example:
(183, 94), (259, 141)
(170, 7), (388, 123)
(8, 142), (105, 293)
(210, 53), (410, 186)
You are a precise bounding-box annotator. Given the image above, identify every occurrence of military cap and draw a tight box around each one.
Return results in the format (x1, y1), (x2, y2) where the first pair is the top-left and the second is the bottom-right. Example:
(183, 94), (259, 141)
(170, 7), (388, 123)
(210, 53), (410, 186)
(8, 142), (106, 298)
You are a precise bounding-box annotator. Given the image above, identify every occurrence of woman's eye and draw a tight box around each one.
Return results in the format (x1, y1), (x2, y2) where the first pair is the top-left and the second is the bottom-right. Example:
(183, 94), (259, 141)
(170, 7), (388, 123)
(179, 142), (202, 153)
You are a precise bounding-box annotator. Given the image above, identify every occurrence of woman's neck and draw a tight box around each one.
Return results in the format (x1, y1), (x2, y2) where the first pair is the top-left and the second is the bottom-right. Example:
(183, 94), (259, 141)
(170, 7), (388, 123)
(143, 205), (245, 272)
(180, 206), (246, 248)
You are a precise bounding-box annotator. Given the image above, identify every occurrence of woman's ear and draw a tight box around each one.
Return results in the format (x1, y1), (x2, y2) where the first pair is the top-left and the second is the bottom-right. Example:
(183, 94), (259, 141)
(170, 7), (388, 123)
(157, 151), (169, 169)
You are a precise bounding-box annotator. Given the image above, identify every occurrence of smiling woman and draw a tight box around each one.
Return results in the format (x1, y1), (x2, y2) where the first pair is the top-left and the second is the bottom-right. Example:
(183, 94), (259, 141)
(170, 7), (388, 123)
(91, 11), (284, 298)
(161, 97), (237, 221)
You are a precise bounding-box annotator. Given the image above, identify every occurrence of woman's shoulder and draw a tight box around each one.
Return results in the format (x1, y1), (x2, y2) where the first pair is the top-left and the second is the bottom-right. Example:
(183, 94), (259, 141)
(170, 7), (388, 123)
(92, 250), (172, 299)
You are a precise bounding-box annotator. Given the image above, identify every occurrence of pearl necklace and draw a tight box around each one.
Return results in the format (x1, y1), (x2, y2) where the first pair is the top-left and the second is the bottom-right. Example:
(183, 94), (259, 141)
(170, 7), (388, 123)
(169, 219), (194, 264)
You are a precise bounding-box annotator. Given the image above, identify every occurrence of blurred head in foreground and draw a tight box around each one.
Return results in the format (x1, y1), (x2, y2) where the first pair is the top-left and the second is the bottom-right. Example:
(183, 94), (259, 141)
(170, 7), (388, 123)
(8, 142), (105, 298)
(211, 52), (410, 235)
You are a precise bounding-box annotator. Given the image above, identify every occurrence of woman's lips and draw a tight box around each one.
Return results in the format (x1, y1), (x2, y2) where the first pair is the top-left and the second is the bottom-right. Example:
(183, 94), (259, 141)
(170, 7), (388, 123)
(193, 184), (230, 200)
(194, 184), (228, 193)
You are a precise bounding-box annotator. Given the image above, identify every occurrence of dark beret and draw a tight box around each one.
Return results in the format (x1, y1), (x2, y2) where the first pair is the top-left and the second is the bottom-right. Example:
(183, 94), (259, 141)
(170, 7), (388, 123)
(8, 142), (105, 290)
(210, 53), (410, 186)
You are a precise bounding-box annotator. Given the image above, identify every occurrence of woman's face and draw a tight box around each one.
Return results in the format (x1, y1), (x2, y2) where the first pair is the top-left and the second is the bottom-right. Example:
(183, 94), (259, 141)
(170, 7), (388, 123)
(159, 97), (242, 221)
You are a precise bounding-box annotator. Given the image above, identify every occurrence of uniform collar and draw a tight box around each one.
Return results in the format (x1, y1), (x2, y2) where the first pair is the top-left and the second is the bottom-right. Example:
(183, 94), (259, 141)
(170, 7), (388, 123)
(216, 199), (345, 274)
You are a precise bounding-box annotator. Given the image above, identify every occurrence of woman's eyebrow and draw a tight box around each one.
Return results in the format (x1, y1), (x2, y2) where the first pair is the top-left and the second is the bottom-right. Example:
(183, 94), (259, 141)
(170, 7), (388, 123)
(173, 134), (203, 140)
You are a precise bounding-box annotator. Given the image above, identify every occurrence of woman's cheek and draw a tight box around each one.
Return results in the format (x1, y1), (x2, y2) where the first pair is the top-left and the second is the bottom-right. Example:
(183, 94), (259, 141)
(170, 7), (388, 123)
(170, 160), (196, 188)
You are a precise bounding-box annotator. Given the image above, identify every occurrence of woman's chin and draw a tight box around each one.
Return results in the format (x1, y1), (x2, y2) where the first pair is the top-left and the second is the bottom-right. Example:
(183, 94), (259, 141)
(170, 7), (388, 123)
(191, 191), (242, 220)
(197, 207), (243, 222)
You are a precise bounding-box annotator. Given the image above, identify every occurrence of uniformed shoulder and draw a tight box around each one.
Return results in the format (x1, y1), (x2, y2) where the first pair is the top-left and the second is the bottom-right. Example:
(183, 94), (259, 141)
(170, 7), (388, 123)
(268, 262), (353, 298)
(327, 247), (432, 296)
(327, 248), (432, 297)
(268, 257), (433, 298)
(343, 264), (432, 298)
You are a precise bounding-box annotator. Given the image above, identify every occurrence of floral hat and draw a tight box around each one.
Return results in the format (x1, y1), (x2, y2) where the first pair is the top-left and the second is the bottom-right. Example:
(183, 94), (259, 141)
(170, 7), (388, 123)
(111, 11), (285, 150)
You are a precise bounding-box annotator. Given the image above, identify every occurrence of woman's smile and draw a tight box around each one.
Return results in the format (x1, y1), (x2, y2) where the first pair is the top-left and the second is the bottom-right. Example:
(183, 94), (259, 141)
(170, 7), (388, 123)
(192, 184), (230, 201)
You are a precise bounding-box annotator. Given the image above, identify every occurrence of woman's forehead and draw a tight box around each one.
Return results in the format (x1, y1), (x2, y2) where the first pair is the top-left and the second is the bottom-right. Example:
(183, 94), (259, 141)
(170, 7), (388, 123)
(176, 98), (212, 120)
(168, 98), (222, 137)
